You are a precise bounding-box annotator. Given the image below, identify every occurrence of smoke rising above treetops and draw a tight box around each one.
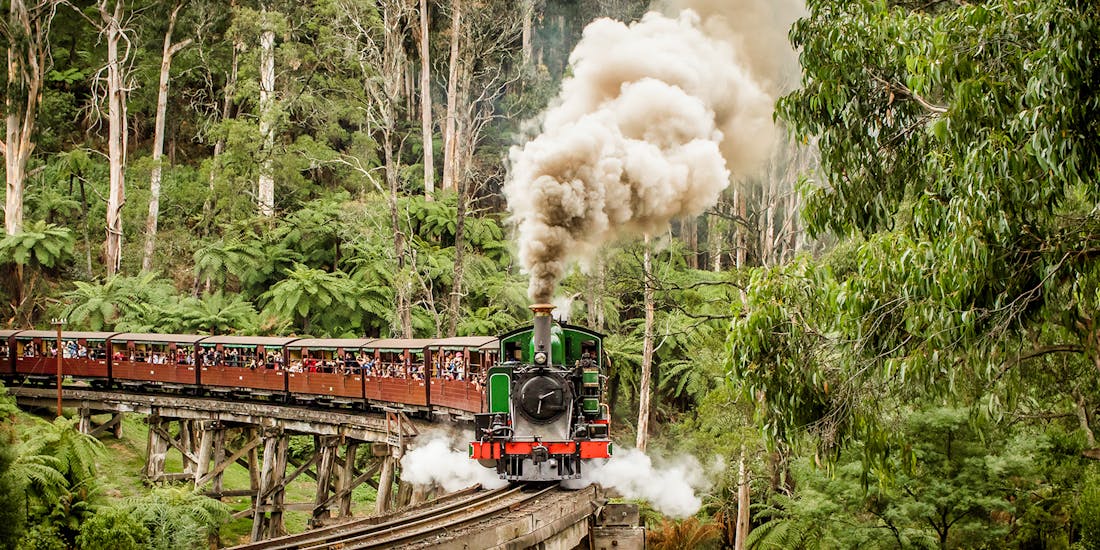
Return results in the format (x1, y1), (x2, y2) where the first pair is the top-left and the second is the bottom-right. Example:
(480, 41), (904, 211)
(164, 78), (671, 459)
(505, 0), (802, 302)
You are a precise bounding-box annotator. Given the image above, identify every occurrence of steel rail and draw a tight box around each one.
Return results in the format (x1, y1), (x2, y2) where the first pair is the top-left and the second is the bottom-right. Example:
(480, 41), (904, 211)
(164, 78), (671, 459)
(329, 484), (559, 550)
(226, 485), (516, 550)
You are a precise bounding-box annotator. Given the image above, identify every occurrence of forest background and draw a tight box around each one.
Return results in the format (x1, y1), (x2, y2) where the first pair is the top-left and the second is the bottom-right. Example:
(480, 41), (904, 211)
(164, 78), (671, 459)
(1, 0), (1099, 548)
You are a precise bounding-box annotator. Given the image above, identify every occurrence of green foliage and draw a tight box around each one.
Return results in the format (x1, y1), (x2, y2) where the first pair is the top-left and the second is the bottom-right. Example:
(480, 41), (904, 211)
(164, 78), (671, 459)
(746, 492), (842, 550)
(1079, 467), (1100, 550)
(122, 486), (230, 550)
(0, 221), (74, 268)
(261, 263), (362, 336)
(15, 524), (66, 550)
(174, 292), (262, 335)
(61, 273), (179, 331)
(734, 0), (1100, 468)
(0, 392), (27, 550)
(75, 507), (149, 550)
(193, 236), (265, 294)
(9, 417), (104, 547)
(747, 408), (1054, 549)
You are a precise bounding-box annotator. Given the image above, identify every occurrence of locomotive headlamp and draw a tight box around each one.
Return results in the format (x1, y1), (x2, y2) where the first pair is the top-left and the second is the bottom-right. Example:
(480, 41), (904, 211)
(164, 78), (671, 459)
(534, 351), (547, 365)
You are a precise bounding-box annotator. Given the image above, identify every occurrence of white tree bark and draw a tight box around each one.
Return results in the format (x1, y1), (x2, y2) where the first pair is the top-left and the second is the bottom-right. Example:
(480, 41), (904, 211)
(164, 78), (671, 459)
(636, 234), (654, 451)
(711, 211), (724, 272)
(418, 0), (434, 200)
(441, 0), (461, 192)
(204, 14), (240, 225)
(520, 0), (532, 63)
(257, 10), (276, 217)
(100, 0), (128, 276)
(734, 447), (751, 550)
(142, 2), (192, 272)
(4, 0), (53, 236)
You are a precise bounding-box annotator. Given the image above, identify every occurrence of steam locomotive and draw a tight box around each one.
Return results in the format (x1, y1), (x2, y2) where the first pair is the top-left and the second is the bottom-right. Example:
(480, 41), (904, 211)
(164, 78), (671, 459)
(469, 304), (612, 481)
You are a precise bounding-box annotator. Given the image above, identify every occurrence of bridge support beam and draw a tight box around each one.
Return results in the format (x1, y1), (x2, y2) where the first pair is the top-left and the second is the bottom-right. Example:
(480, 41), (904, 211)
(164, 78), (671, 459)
(376, 454), (396, 514)
(309, 436), (337, 526)
(335, 441), (358, 518)
(145, 416), (169, 481)
(251, 428), (289, 541)
(75, 409), (124, 438)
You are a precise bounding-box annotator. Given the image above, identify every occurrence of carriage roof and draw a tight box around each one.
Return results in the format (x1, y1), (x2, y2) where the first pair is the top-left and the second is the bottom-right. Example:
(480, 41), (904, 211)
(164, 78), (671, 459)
(286, 338), (376, 349)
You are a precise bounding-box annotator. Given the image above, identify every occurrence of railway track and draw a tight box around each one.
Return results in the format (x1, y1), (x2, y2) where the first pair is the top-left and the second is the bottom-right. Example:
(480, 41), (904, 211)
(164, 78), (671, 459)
(226, 483), (558, 550)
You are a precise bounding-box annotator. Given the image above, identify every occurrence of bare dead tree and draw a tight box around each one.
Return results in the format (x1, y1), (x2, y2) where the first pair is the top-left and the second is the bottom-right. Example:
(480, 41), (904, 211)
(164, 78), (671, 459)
(3, 0), (60, 235)
(142, 0), (193, 271)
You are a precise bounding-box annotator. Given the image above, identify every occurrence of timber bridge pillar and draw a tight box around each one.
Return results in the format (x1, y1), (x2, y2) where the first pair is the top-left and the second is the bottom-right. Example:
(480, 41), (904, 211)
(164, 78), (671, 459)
(10, 388), (425, 542)
(141, 408), (418, 541)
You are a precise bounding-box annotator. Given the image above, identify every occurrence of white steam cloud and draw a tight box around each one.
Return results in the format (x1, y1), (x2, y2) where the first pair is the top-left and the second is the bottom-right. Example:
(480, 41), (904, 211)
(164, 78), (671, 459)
(506, 5), (789, 302)
(563, 448), (718, 519)
(400, 432), (509, 492)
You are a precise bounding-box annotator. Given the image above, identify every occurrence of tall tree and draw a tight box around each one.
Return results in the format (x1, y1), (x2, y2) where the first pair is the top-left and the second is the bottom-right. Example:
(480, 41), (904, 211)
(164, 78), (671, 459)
(443, 0), (522, 336)
(733, 0), (1100, 460)
(416, 0), (434, 200)
(2, 0), (56, 236)
(440, 0), (461, 192)
(327, 0), (415, 337)
(256, 4), (276, 217)
(636, 235), (654, 451)
(94, 0), (130, 276)
(141, 1), (193, 271)
(202, 0), (240, 225)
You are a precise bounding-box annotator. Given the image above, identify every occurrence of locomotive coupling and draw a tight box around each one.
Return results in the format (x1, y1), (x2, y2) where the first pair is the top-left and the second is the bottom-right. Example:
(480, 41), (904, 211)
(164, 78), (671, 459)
(531, 444), (550, 464)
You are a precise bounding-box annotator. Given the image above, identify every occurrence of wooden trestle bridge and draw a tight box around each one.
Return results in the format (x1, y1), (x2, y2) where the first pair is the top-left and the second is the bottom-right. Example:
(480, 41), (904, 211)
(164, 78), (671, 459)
(7, 386), (645, 549)
(10, 386), (425, 541)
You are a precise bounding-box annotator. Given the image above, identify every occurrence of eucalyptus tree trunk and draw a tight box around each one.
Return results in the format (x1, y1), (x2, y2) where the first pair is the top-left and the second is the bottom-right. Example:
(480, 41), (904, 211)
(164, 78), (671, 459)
(446, 181), (468, 337)
(441, 0), (461, 192)
(101, 0), (128, 276)
(710, 213), (723, 272)
(379, 0), (412, 338)
(4, 0), (53, 236)
(204, 12), (239, 226)
(763, 177), (777, 266)
(257, 10), (276, 217)
(386, 132), (412, 338)
(417, 0), (434, 200)
(738, 192), (749, 267)
(683, 217), (698, 269)
(635, 234), (654, 452)
(520, 0), (532, 63)
(734, 447), (751, 550)
(143, 2), (192, 272)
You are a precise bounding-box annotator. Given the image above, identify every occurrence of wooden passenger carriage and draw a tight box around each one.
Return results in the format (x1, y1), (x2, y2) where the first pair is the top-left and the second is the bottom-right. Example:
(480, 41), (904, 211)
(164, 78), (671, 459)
(198, 335), (295, 394)
(427, 336), (497, 415)
(109, 333), (204, 387)
(361, 338), (433, 408)
(285, 338), (373, 402)
(10, 330), (115, 382)
(0, 329), (497, 415)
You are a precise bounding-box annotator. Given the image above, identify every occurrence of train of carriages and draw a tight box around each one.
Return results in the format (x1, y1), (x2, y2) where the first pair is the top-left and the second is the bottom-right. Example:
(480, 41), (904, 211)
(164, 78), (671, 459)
(0, 306), (613, 481)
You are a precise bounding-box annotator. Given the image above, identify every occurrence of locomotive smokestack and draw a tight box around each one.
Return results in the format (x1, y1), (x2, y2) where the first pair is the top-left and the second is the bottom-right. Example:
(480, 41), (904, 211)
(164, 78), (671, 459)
(530, 303), (554, 364)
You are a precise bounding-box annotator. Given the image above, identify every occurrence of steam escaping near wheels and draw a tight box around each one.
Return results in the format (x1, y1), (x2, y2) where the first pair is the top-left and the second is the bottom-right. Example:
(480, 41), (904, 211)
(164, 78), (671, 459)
(506, 2), (799, 302)
(561, 448), (718, 519)
(401, 432), (509, 492)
